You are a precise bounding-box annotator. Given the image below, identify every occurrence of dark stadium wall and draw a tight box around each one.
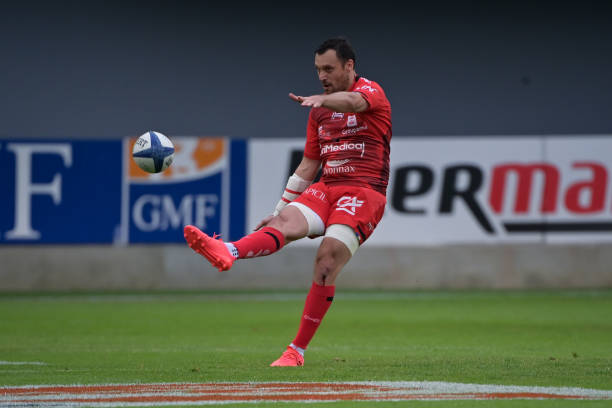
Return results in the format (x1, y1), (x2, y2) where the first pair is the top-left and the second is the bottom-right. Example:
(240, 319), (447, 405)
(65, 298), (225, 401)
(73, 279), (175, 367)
(0, 1), (611, 140)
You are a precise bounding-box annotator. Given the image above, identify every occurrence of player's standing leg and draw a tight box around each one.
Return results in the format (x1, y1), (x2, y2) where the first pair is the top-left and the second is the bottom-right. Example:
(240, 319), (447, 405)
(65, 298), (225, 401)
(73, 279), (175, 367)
(270, 232), (353, 366)
(270, 185), (385, 367)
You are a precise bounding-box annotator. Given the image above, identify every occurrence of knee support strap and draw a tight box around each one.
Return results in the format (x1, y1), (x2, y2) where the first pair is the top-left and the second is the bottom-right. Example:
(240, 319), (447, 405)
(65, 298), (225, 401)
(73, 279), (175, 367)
(325, 224), (359, 256)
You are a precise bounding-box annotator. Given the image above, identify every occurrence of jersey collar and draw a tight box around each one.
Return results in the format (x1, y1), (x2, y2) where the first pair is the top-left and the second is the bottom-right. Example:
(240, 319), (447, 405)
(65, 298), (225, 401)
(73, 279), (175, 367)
(348, 76), (361, 92)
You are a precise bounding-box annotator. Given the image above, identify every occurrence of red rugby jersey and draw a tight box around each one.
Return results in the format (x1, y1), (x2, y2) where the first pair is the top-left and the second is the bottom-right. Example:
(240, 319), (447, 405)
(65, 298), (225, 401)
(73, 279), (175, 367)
(303, 76), (392, 195)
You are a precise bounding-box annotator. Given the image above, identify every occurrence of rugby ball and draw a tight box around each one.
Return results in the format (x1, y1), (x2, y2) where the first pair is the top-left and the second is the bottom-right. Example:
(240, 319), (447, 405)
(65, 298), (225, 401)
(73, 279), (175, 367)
(132, 131), (175, 173)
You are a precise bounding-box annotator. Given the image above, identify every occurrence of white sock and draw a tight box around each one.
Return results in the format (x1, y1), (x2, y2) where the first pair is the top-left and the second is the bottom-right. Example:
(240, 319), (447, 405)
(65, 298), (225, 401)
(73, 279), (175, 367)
(225, 243), (239, 259)
(289, 343), (305, 356)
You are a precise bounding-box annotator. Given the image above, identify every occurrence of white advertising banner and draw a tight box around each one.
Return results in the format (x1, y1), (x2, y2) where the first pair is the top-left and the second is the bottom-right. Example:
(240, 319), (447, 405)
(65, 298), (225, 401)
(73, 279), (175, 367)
(249, 136), (612, 245)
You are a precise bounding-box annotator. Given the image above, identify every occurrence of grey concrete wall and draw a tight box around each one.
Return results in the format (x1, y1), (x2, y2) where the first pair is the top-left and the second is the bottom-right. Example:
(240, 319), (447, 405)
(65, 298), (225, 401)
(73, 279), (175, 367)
(1, 244), (610, 291)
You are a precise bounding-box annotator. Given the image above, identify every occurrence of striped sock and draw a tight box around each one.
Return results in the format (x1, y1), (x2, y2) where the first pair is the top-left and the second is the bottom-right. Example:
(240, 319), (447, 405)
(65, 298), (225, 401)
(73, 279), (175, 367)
(231, 227), (285, 259)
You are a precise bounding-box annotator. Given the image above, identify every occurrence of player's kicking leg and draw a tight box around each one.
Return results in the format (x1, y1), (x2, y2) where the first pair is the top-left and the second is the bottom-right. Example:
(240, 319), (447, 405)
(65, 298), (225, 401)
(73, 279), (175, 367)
(184, 206), (309, 272)
(270, 225), (355, 367)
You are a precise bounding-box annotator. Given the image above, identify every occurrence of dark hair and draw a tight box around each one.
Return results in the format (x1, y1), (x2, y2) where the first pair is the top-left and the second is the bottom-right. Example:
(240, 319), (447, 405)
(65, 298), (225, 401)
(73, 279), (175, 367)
(315, 37), (356, 66)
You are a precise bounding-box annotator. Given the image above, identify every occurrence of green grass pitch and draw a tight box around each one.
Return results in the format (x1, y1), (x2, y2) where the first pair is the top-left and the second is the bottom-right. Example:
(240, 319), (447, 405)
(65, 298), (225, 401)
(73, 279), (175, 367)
(1, 290), (611, 407)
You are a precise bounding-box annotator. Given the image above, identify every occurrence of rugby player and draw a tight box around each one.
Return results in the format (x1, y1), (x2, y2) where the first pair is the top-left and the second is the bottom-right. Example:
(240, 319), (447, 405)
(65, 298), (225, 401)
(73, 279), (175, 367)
(184, 37), (392, 366)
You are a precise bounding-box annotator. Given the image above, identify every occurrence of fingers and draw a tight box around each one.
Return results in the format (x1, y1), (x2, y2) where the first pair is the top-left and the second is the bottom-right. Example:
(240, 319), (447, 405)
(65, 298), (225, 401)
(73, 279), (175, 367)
(301, 99), (321, 108)
(289, 93), (303, 103)
(254, 215), (275, 231)
(254, 219), (267, 231)
(290, 93), (325, 108)
(290, 93), (315, 106)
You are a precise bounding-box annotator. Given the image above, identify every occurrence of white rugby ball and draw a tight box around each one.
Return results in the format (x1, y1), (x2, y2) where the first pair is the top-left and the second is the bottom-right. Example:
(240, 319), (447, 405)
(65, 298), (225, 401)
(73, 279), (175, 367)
(132, 131), (175, 173)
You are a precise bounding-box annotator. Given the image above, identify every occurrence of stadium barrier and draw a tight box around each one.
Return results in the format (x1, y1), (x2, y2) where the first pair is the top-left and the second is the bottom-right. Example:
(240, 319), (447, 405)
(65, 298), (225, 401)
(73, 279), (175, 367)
(1, 244), (611, 290)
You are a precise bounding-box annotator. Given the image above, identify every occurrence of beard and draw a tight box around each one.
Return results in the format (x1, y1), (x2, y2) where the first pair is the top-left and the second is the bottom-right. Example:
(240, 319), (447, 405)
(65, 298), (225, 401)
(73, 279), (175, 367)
(322, 72), (352, 94)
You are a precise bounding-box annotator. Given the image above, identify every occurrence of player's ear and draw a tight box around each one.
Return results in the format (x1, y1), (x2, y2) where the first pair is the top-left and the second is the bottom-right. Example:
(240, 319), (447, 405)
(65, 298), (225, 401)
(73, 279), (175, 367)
(345, 59), (355, 72)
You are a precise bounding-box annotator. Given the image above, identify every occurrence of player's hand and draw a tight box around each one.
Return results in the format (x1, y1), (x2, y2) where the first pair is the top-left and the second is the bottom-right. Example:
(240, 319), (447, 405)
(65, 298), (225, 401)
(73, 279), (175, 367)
(254, 214), (275, 231)
(289, 93), (325, 108)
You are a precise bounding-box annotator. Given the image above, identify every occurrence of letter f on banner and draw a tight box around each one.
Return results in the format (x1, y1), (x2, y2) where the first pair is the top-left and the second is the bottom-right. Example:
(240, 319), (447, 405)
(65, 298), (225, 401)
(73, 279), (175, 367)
(5, 143), (73, 240)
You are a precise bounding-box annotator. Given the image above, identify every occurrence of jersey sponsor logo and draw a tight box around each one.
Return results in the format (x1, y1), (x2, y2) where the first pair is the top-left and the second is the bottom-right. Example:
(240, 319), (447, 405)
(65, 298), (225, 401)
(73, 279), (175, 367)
(326, 159), (351, 167)
(317, 125), (330, 138)
(331, 112), (344, 120)
(355, 85), (378, 93)
(303, 187), (327, 201)
(320, 141), (365, 157)
(323, 165), (356, 176)
(347, 114), (357, 127)
(336, 196), (364, 215)
(341, 124), (368, 136)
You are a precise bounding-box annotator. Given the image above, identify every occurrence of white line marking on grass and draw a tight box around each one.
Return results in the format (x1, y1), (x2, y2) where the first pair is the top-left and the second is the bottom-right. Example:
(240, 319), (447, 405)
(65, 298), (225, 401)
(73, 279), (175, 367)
(1, 381), (611, 406)
(0, 361), (47, 365)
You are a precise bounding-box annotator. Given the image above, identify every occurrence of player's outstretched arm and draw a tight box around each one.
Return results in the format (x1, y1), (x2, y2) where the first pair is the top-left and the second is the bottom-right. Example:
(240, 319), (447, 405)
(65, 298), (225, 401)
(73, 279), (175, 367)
(289, 92), (368, 113)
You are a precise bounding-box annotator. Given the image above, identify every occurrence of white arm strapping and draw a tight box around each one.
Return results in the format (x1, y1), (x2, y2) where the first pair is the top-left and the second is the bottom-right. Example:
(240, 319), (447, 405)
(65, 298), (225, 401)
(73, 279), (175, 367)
(273, 173), (313, 216)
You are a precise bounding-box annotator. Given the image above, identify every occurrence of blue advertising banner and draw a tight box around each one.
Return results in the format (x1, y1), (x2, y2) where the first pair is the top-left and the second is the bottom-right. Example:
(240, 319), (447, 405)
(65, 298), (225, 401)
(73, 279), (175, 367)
(123, 137), (247, 244)
(0, 137), (247, 244)
(0, 140), (123, 243)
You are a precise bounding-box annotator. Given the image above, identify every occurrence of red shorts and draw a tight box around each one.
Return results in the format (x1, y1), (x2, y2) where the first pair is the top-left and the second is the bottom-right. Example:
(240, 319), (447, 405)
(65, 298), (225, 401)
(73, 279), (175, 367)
(292, 182), (386, 244)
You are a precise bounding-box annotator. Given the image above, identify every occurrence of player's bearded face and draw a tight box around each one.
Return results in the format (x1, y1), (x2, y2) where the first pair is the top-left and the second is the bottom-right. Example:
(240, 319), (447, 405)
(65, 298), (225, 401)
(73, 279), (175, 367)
(315, 50), (354, 94)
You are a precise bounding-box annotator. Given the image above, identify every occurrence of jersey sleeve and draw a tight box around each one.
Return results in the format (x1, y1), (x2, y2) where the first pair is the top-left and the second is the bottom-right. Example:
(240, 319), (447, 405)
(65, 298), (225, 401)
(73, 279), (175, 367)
(353, 80), (387, 112)
(303, 111), (321, 160)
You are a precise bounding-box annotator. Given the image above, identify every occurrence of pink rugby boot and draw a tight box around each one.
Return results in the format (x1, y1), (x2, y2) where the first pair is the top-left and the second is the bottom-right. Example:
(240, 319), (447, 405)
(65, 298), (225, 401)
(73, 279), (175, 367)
(270, 347), (304, 367)
(183, 225), (234, 272)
